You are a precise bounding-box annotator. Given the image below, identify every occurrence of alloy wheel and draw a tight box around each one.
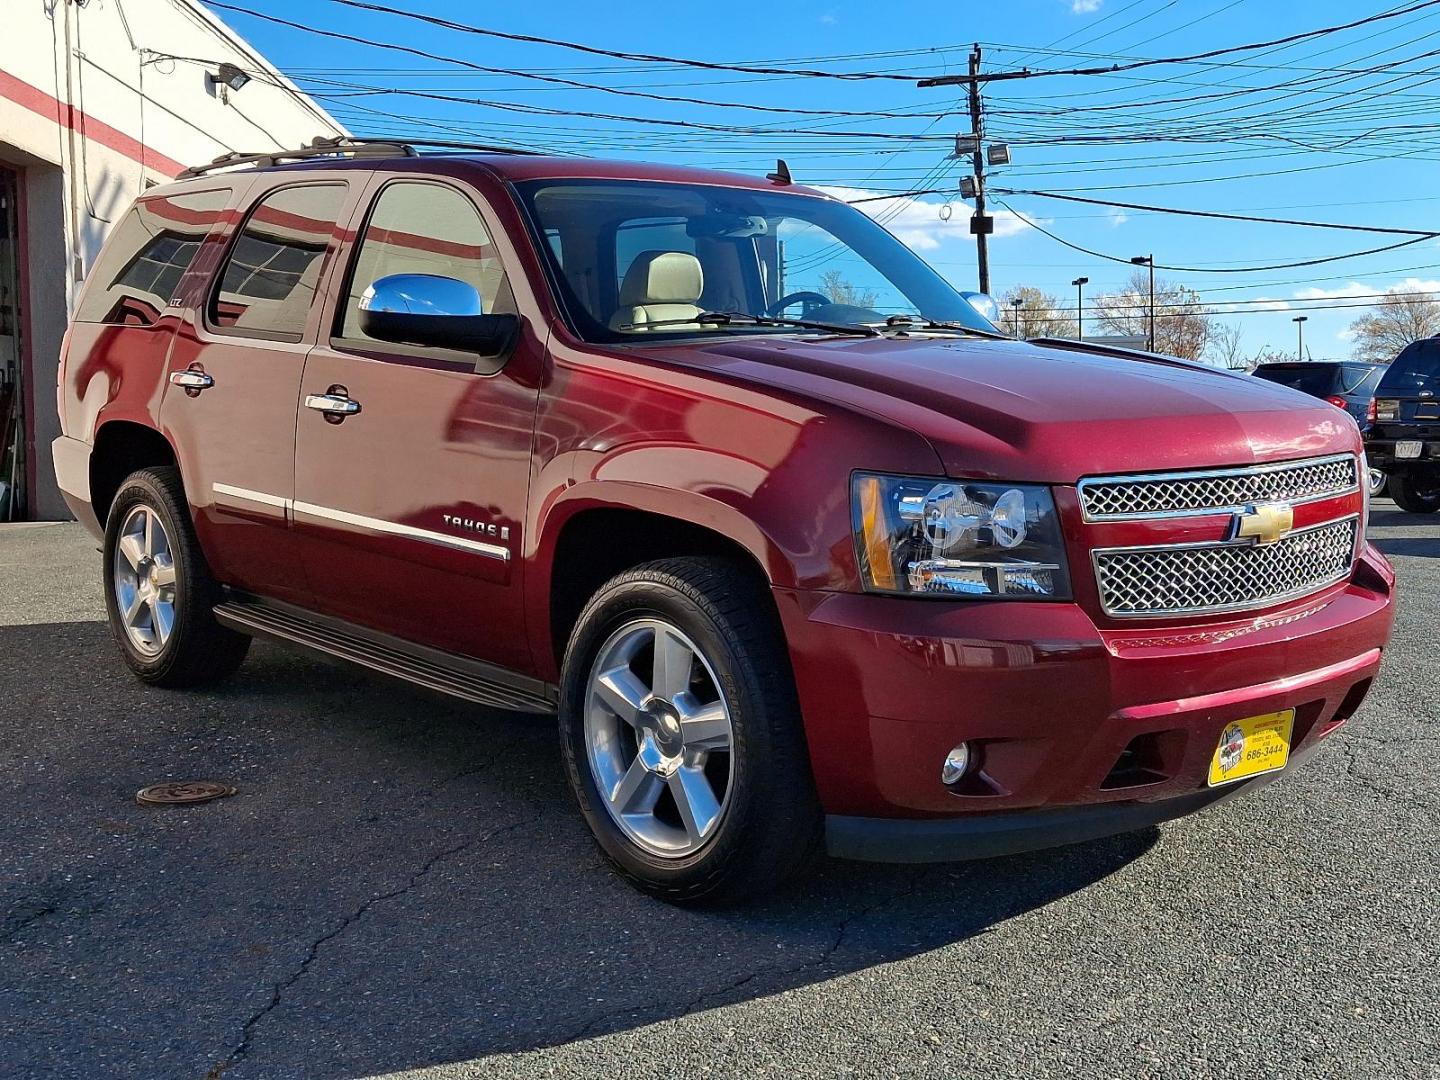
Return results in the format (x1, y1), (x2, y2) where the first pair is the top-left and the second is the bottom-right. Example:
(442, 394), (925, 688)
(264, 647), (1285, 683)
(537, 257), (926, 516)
(584, 618), (735, 858)
(112, 504), (178, 657)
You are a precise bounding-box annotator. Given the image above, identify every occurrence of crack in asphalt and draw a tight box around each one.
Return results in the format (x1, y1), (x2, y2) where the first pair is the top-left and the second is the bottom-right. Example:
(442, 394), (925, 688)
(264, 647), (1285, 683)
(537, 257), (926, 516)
(204, 818), (527, 1080)
(566, 870), (937, 1045)
(1335, 735), (1438, 814)
(1, 901), (59, 945)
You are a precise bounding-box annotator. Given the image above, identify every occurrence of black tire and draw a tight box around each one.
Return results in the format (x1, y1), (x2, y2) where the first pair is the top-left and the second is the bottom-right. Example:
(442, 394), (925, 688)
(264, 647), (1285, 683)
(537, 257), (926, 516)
(1390, 473), (1440, 513)
(103, 466), (251, 686)
(558, 556), (822, 905)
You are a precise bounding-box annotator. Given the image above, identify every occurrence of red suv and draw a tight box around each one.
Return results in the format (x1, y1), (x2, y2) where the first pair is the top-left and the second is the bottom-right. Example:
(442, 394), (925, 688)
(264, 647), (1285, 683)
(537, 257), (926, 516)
(53, 141), (1395, 903)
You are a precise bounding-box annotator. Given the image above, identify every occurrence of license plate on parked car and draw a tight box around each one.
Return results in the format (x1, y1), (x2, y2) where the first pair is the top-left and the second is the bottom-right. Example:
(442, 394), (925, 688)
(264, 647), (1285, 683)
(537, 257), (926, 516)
(1396, 440), (1423, 458)
(1208, 710), (1294, 787)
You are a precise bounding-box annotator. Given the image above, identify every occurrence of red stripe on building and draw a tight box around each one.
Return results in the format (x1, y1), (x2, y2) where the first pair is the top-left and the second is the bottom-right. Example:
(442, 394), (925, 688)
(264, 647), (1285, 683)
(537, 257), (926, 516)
(0, 69), (185, 178)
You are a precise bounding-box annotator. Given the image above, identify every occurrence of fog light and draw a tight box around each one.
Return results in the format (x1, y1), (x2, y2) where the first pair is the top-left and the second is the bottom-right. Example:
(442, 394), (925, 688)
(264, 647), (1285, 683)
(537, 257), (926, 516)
(941, 743), (972, 786)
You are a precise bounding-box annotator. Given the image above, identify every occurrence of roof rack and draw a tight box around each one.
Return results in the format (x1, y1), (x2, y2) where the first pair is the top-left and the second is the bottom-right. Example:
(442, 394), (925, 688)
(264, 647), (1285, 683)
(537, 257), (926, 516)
(175, 136), (418, 179)
(176, 135), (549, 180)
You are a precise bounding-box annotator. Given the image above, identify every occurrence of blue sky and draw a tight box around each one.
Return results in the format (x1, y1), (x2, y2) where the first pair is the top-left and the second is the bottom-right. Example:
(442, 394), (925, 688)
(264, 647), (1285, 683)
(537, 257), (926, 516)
(211, 0), (1440, 361)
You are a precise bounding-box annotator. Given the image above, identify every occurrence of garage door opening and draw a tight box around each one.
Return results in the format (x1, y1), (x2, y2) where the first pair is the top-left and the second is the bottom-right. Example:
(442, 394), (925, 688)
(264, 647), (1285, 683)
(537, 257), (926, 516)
(0, 165), (23, 521)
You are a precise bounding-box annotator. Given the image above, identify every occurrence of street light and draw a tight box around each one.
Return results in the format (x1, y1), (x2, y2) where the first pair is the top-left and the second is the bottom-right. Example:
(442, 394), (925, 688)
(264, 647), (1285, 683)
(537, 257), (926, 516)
(1011, 297), (1024, 338)
(1071, 277), (1089, 342)
(1131, 255), (1155, 352)
(1294, 315), (1309, 360)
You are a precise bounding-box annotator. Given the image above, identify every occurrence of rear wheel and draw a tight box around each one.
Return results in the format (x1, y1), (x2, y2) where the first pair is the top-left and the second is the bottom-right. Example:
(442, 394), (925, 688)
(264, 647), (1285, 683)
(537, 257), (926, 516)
(103, 467), (250, 686)
(1390, 473), (1440, 513)
(558, 557), (822, 905)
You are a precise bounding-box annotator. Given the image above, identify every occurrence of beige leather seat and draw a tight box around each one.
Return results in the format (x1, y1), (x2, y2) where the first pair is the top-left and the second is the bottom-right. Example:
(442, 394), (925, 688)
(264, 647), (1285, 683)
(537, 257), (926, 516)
(610, 250), (705, 331)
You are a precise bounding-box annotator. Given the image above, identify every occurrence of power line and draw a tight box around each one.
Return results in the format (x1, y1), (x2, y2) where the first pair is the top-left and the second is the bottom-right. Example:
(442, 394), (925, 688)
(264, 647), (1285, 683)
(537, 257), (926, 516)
(919, 1), (1440, 85)
(992, 199), (1438, 273)
(317, 0), (921, 81)
(992, 189), (1440, 237)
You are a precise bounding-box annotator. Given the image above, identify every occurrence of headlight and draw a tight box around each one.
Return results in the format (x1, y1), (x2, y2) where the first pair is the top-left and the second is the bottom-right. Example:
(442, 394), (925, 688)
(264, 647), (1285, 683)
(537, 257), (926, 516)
(1375, 399), (1400, 421)
(852, 474), (1072, 599)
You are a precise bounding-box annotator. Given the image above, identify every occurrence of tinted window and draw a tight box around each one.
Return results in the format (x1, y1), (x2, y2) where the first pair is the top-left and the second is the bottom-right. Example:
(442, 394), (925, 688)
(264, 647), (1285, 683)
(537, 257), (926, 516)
(340, 181), (513, 345)
(1253, 364), (1341, 396)
(1377, 339), (1440, 396)
(211, 184), (346, 339)
(75, 189), (229, 325)
(1338, 365), (1381, 394)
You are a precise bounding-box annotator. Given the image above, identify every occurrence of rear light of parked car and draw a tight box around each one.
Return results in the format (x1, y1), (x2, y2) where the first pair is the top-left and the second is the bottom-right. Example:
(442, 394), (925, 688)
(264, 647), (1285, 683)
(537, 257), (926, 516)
(1366, 397), (1378, 424)
(1325, 395), (1348, 410)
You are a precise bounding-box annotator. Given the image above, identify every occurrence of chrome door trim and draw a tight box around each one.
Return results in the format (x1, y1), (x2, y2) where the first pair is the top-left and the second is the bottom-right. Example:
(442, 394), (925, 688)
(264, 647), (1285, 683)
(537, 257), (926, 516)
(291, 500), (511, 561)
(213, 483), (289, 510)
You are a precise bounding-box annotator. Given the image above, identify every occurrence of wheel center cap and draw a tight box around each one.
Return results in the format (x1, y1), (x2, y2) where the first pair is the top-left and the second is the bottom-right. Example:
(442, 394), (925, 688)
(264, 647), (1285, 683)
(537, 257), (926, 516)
(642, 700), (684, 756)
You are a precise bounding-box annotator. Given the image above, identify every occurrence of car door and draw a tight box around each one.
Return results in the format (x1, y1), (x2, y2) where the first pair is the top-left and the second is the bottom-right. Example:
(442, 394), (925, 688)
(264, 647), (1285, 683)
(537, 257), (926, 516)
(162, 179), (360, 606)
(291, 175), (544, 672)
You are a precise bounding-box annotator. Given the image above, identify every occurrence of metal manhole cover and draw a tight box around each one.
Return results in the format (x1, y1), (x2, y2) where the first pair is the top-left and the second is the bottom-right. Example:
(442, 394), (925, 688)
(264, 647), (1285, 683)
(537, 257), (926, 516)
(136, 781), (237, 806)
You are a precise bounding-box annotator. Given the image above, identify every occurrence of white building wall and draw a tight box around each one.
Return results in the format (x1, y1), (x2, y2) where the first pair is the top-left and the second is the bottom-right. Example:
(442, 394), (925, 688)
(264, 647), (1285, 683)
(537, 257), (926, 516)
(1, 0), (346, 519)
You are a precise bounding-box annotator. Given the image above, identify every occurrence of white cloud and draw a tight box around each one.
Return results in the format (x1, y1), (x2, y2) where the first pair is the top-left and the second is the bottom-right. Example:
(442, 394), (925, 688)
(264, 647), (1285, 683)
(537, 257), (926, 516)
(1072, 0), (1103, 12)
(1293, 277), (1440, 302)
(1105, 207), (1128, 228)
(819, 11), (837, 24)
(814, 186), (1036, 251)
(1216, 297), (1292, 314)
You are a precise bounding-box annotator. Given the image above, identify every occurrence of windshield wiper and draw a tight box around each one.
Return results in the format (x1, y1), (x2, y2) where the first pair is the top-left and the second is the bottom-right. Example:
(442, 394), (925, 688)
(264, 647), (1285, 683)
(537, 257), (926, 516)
(883, 314), (1010, 340)
(619, 310), (880, 337)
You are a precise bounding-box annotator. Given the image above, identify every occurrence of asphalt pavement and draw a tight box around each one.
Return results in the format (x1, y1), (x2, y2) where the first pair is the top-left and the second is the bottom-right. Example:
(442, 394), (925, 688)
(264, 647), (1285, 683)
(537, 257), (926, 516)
(0, 507), (1436, 1080)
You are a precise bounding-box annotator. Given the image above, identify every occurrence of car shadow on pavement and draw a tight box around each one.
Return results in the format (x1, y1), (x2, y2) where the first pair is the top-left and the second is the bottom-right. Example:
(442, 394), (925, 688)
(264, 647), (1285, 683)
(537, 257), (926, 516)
(0, 621), (1157, 1080)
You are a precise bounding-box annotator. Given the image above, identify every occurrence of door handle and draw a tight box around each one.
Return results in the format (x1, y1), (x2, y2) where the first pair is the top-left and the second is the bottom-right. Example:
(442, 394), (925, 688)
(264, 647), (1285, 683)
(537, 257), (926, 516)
(305, 391), (362, 420)
(170, 369), (214, 392)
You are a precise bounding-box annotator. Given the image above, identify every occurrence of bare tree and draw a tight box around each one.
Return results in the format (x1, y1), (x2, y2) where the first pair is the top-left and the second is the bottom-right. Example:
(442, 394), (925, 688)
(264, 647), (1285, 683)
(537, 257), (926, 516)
(1206, 322), (1251, 370)
(998, 285), (1077, 339)
(1093, 271), (1211, 360)
(1347, 291), (1440, 362)
(818, 270), (878, 310)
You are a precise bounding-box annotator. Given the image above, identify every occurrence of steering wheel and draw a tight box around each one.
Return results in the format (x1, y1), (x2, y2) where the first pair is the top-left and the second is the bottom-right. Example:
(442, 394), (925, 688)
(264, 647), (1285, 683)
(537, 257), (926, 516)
(766, 291), (831, 317)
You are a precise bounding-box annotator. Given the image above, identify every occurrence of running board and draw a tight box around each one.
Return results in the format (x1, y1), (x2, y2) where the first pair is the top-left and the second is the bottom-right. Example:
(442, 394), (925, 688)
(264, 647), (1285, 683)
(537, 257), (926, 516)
(213, 597), (558, 714)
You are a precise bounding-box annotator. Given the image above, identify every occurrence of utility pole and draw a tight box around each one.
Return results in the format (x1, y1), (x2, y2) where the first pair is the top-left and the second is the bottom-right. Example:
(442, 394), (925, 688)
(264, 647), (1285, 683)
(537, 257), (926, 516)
(1131, 254), (1155, 352)
(1072, 277), (1088, 341)
(1294, 315), (1308, 360)
(966, 45), (993, 295)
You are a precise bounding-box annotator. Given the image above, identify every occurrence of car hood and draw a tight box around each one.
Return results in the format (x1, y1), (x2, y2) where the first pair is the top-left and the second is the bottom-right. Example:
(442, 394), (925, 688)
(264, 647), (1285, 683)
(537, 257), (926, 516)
(653, 335), (1360, 482)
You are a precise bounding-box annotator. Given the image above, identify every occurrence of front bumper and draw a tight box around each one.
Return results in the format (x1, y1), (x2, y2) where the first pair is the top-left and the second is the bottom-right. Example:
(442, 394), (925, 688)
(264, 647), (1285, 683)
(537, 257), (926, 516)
(774, 543), (1395, 861)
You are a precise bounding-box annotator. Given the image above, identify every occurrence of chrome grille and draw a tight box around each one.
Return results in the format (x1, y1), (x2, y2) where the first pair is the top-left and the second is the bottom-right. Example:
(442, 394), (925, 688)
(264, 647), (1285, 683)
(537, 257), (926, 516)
(1093, 517), (1358, 618)
(1079, 455), (1357, 520)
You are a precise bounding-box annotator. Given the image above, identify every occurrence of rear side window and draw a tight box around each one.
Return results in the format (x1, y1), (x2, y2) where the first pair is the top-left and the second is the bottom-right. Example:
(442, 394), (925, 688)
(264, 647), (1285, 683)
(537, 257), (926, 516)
(74, 189), (229, 325)
(339, 181), (514, 346)
(210, 184), (347, 340)
(1378, 340), (1440, 396)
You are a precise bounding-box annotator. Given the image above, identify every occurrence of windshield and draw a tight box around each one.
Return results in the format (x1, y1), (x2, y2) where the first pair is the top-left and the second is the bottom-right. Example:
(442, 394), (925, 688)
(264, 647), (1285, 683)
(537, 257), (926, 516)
(513, 179), (996, 343)
(1377, 339), (1440, 397)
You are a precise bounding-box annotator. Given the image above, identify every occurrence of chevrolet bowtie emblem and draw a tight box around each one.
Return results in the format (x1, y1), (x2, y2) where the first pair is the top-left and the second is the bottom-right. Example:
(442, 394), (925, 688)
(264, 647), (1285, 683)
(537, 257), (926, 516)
(1232, 501), (1295, 545)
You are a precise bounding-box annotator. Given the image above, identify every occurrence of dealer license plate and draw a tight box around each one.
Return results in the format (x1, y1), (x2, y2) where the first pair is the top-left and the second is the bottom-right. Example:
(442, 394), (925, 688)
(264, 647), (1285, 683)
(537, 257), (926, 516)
(1396, 440), (1423, 459)
(1208, 710), (1294, 787)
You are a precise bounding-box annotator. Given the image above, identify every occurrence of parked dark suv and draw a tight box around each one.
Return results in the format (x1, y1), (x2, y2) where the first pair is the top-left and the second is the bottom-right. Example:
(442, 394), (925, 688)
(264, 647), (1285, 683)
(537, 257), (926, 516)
(53, 141), (1395, 903)
(1252, 360), (1385, 429)
(1366, 338), (1440, 513)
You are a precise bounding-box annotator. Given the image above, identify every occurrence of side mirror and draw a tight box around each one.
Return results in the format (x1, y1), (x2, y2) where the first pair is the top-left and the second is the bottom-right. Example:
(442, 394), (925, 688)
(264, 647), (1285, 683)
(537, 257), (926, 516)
(959, 291), (1001, 326)
(358, 274), (518, 359)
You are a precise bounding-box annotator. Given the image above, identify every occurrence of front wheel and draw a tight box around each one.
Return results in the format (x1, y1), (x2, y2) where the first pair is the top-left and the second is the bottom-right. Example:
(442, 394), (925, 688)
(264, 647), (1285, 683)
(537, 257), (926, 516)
(1390, 473), (1440, 513)
(558, 557), (822, 905)
(1368, 467), (1387, 497)
(103, 466), (251, 686)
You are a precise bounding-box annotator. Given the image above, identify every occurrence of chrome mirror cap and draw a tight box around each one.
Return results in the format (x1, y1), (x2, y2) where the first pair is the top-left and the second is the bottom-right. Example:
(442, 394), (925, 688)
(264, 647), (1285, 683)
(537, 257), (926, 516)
(959, 291), (1000, 325)
(359, 274), (484, 318)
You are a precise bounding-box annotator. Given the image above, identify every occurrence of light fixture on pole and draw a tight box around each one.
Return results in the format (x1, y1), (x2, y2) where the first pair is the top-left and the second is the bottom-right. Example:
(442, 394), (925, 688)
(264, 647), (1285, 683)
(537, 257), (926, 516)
(1131, 255), (1155, 352)
(1010, 297), (1024, 338)
(1071, 277), (1089, 342)
(1293, 315), (1309, 360)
